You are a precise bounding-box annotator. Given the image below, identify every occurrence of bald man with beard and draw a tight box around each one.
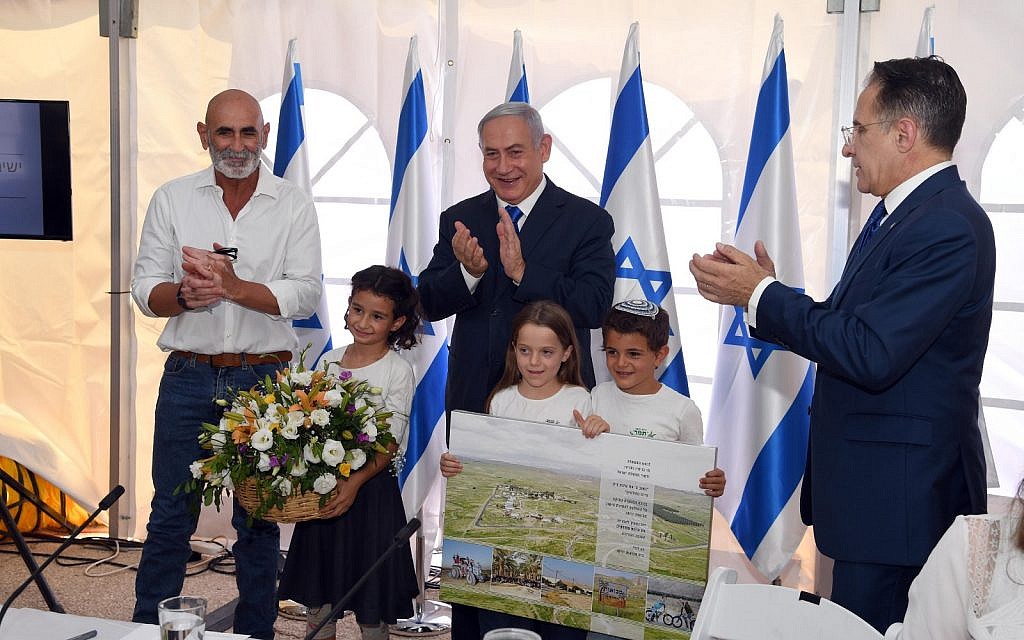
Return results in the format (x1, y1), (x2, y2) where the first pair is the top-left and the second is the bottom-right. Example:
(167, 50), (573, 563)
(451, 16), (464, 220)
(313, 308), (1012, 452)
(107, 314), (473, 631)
(130, 89), (322, 638)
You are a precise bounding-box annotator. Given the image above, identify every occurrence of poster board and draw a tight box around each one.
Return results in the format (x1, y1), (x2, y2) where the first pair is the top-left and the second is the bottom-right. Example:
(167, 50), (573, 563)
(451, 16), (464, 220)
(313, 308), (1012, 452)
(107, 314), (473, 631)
(441, 411), (717, 640)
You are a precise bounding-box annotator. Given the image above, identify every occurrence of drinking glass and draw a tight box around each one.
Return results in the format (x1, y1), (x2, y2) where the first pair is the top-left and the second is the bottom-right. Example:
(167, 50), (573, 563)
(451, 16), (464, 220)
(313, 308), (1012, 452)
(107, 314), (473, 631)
(482, 629), (542, 640)
(158, 595), (206, 640)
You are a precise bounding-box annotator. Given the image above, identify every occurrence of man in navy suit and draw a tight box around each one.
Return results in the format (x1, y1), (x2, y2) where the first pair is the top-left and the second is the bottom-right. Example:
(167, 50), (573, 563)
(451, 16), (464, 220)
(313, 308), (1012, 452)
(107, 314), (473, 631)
(419, 102), (615, 416)
(419, 102), (613, 640)
(690, 57), (995, 632)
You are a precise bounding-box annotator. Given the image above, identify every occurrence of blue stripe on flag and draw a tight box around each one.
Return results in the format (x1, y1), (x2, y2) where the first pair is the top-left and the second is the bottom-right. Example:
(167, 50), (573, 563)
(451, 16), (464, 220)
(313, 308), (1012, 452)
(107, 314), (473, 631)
(659, 350), (690, 397)
(600, 65), (649, 207)
(736, 50), (789, 230)
(389, 70), (428, 222)
(273, 63), (305, 177)
(509, 71), (530, 103)
(730, 364), (814, 558)
(398, 345), (448, 486)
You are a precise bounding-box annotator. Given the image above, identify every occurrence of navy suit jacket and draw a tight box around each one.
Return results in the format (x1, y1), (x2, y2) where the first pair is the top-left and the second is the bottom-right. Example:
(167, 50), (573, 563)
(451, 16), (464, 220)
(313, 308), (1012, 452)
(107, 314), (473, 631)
(418, 179), (615, 416)
(754, 166), (994, 566)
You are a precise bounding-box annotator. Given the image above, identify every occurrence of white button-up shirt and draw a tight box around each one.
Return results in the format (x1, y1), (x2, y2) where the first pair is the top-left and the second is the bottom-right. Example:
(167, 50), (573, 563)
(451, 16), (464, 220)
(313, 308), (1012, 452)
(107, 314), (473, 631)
(131, 165), (322, 354)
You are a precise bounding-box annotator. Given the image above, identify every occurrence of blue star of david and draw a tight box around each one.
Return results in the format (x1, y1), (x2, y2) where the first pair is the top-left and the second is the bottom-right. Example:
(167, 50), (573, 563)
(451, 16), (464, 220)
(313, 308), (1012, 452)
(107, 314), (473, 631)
(616, 237), (672, 304)
(399, 248), (435, 336)
(722, 288), (802, 379)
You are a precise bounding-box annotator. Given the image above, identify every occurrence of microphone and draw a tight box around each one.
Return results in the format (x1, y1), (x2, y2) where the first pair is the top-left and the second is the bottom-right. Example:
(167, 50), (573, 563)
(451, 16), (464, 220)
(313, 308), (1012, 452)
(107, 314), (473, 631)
(0, 485), (125, 626)
(305, 517), (421, 640)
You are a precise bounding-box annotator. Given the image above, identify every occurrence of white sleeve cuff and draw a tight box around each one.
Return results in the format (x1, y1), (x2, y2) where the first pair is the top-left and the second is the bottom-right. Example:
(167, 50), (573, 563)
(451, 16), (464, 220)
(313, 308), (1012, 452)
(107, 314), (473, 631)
(461, 264), (482, 293)
(746, 276), (776, 329)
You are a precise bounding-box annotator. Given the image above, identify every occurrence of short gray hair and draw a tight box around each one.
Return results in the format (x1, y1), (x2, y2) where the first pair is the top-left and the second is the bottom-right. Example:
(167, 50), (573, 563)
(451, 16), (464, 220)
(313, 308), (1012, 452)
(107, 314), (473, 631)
(477, 102), (546, 148)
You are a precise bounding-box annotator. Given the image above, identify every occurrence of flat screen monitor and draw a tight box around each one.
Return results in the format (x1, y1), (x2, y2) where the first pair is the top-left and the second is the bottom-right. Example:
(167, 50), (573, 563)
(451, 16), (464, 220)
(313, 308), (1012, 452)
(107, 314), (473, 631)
(0, 99), (73, 241)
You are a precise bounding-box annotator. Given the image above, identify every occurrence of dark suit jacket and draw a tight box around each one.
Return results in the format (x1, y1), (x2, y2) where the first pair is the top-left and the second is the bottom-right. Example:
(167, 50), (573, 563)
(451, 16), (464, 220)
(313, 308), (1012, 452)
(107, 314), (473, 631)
(417, 178), (615, 415)
(754, 166), (994, 567)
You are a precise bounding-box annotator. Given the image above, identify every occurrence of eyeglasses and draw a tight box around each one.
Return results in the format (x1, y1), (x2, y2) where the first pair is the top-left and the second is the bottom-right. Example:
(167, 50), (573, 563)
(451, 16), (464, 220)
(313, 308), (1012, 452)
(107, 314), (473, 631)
(841, 120), (893, 145)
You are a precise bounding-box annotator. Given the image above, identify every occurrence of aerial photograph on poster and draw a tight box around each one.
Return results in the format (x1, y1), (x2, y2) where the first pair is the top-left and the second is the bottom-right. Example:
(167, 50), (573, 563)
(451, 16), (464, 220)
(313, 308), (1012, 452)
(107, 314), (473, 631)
(440, 411), (716, 639)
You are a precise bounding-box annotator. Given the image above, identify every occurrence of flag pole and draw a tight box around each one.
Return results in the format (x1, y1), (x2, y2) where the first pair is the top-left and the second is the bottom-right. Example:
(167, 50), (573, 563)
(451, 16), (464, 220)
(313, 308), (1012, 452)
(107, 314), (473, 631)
(389, 35), (450, 635)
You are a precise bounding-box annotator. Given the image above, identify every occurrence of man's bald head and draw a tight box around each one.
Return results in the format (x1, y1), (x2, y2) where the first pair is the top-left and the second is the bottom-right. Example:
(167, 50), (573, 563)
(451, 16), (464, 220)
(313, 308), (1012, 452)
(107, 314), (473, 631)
(205, 89), (264, 127)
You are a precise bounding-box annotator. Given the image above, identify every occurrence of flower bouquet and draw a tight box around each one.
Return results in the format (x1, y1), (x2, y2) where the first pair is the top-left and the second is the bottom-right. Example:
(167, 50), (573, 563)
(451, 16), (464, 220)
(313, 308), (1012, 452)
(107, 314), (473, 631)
(179, 362), (397, 523)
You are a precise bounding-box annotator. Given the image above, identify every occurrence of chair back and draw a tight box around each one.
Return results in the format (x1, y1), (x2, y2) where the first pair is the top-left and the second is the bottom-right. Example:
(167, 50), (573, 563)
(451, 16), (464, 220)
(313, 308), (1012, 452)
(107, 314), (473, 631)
(691, 567), (883, 640)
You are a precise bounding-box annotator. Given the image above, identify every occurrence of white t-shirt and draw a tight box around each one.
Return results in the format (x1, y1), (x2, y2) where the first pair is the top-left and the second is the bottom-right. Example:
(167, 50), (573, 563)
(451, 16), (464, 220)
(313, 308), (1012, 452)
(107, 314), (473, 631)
(488, 384), (592, 427)
(322, 346), (415, 449)
(590, 381), (703, 444)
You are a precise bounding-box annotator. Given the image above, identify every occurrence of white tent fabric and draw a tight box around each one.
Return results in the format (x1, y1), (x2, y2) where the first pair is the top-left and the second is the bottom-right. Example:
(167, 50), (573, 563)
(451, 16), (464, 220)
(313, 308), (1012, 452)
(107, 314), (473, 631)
(1, 0), (1021, 595)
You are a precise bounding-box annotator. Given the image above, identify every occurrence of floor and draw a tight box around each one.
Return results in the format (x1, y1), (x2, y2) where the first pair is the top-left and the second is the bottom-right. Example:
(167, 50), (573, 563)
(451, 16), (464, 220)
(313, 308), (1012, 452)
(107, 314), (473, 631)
(0, 530), (451, 639)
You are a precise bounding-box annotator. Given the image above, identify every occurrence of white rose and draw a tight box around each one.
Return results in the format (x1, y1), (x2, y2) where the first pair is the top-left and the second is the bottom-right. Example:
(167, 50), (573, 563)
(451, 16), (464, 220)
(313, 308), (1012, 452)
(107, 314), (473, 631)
(349, 448), (367, 471)
(313, 473), (337, 495)
(321, 439), (346, 466)
(257, 453), (272, 472)
(289, 459), (308, 477)
(263, 403), (282, 419)
(362, 423), (378, 439)
(210, 431), (227, 452)
(189, 461), (204, 479)
(274, 477), (293, 496)
(286, 411), (305, 429)
(291, 370), (313, 387)
(324, 388), (343, 407)
(280, 423), (300, 440)
(303, 443), (321, 464)
(310, 409), (330, 426)
(354, 397), (368, 411)
(250, 428), (274, 452)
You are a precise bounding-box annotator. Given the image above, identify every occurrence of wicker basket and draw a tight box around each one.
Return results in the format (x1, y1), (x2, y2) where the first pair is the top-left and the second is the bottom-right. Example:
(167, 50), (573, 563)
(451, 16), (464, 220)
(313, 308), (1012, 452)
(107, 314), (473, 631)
(234, 478), (335, 523)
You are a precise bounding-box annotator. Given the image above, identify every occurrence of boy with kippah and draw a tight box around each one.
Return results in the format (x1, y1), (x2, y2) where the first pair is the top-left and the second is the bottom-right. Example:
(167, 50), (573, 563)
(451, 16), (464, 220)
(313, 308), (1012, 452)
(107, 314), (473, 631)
(574, 299), (725, 497)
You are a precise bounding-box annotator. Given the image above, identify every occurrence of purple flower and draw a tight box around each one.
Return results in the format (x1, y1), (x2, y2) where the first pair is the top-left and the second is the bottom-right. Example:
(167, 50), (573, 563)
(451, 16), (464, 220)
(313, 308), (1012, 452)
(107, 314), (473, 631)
(239, 444), (250, 454)
(358, 433), (370, 443)
(346, 404), (356, 414)
(339, 370), (352, 381)
(269, 455), (282, 468)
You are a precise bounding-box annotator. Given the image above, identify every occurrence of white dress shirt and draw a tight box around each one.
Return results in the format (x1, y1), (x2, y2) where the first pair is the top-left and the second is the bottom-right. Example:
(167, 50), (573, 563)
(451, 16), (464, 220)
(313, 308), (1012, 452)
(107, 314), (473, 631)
(131, 165), (322, 353)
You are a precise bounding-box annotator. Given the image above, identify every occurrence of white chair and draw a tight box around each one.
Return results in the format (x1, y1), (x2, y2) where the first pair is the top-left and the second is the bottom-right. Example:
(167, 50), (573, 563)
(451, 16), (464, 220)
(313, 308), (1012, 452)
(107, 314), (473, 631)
(690, 567), (883, 640)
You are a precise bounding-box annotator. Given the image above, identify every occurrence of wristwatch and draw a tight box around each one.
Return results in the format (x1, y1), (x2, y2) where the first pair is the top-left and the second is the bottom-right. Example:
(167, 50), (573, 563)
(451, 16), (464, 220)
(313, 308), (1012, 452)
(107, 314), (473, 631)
(176, 283), (192, 311)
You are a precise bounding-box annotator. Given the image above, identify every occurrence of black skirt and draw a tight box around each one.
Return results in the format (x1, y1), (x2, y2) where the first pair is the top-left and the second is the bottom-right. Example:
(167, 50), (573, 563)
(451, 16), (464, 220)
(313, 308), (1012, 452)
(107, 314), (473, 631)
(278, 470), (418, 624)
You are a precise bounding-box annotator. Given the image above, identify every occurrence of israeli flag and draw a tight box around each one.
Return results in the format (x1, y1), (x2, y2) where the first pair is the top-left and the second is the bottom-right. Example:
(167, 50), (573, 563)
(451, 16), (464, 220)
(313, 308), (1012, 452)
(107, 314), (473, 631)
(505, 29), (530, 103)
(273, 38), (333, 368)
(916, 5), (935, 57)
(386, 36), (448, 521)
(705, 15), (815, 580)
(599, 22), (689, 395)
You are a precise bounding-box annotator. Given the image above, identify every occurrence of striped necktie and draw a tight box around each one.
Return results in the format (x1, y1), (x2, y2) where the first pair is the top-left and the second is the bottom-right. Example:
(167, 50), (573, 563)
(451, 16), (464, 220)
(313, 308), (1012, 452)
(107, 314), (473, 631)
(505, 204), (524, 235)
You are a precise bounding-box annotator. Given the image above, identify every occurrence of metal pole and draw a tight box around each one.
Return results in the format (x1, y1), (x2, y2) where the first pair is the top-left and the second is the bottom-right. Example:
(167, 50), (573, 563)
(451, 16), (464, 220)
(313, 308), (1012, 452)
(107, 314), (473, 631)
(825, 0), (863, 291)
(106, 0), (123, 540)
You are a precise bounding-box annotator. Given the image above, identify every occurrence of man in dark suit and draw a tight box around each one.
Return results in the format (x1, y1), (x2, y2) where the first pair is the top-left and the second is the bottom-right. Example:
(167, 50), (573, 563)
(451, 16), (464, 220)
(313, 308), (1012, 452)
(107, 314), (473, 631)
(419, 102), (615, 415)
(690, 57), (995, 632)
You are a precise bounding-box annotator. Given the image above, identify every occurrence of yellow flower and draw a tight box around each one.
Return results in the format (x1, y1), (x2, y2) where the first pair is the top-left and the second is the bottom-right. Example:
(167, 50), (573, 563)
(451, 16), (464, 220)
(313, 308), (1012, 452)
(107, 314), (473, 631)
(339, 462), (351, 478)
(264, 393), (276, 404)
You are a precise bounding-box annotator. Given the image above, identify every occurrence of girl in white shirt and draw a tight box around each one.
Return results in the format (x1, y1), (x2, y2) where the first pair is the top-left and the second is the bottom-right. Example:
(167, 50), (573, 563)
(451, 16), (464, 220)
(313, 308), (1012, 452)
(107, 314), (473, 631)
(440, 300), (590, 640)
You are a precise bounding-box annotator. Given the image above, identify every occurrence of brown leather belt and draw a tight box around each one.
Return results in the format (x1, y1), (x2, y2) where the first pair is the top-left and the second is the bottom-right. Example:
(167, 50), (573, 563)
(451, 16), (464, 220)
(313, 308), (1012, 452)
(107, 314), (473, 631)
(170, 350), (292, 368)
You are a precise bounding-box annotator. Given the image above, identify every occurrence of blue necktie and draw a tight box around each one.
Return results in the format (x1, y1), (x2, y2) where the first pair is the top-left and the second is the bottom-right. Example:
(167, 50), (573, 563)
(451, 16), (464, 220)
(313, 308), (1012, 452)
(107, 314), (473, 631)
(505, 204), (524, 235)
(852, 200), (886, 260)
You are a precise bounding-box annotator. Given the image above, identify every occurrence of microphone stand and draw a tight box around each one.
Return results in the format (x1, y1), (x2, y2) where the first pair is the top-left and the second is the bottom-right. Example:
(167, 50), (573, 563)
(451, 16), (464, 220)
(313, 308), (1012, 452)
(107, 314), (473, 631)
(305, 517), (421, 640)
(394, 506), (450, 634)
(0, 485), (125, 627)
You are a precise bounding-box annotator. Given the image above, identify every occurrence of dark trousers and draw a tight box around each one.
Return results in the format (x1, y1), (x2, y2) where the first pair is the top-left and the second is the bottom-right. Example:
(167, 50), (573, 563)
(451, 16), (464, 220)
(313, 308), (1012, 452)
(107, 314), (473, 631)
(831, 559), (921, 633)
(132, 353), (283, 639)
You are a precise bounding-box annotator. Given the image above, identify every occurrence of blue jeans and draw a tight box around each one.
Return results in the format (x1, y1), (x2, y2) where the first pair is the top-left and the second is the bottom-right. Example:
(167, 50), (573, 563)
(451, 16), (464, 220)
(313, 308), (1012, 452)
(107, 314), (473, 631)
(132, 353), (283, 639)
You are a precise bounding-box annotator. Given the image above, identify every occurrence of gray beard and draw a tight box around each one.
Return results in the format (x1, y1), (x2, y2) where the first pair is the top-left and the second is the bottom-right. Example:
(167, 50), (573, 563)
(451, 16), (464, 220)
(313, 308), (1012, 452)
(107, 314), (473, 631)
(208, 143), (261, 180)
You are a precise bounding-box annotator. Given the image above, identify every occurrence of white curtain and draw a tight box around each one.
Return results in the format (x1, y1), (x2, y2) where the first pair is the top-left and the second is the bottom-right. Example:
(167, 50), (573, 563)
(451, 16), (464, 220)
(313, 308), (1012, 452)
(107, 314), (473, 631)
(0, 0), (1020, 591)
